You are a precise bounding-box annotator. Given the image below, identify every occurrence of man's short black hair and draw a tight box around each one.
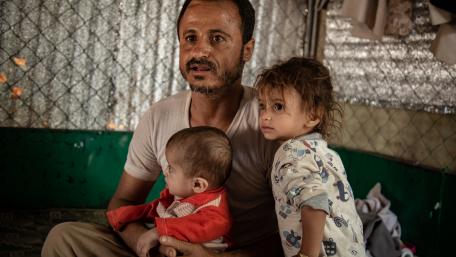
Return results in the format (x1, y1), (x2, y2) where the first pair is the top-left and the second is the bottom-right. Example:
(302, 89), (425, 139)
(177, 0), (255, 45)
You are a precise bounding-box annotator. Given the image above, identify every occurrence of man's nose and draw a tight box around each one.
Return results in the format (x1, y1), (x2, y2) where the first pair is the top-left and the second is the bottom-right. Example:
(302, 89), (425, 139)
(192, 39), (211, 58)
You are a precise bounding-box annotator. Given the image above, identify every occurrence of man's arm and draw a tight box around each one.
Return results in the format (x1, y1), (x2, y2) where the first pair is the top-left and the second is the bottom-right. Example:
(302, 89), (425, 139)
(158, 232), (284, 257)
(107, 171), (155, 254)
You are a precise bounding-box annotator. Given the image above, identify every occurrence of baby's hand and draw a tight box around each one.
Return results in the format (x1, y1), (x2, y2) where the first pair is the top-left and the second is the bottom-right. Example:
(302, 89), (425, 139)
(137, 228), (159, 257)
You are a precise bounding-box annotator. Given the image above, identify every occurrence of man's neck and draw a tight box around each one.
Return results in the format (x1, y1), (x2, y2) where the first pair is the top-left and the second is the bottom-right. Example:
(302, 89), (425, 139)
(189, 85), (244, 132)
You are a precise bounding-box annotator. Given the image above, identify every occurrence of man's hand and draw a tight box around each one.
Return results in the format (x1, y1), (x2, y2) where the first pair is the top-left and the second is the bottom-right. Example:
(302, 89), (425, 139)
(158, 236), (215, 257)
(137, 228), (160, 257)
(157, 233), (284, 257)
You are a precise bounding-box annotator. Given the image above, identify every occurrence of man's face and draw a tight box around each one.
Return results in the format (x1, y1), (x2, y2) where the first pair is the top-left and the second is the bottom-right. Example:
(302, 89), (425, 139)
(178, 0), (249, 95)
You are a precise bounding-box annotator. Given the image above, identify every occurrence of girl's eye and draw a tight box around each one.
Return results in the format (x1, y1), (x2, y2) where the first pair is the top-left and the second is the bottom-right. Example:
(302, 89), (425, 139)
(272, 103), (284, 112)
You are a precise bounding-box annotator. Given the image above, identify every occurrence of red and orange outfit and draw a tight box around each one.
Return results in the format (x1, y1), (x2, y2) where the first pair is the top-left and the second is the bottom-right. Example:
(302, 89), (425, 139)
(106, 187), (232, 248)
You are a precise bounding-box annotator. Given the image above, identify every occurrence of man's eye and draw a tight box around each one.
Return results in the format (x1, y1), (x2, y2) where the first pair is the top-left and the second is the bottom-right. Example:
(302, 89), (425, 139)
(185, 35), (196, 42)
(272, 103), (284, 112)
(212, 35), (225, 43)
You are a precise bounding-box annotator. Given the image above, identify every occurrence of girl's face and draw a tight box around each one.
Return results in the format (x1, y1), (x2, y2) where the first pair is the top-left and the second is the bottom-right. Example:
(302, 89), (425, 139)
(258, 86), (319, 141)
(164, 147), (195, 198)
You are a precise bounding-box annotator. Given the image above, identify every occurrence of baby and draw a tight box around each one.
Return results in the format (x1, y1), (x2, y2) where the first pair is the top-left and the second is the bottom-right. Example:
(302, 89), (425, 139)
(255, 57), (366, 257)
(106, 126), (232, 257)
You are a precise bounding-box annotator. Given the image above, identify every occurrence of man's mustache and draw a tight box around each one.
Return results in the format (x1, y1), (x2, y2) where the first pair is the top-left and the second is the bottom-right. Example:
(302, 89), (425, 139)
(186, 58), (216, 72)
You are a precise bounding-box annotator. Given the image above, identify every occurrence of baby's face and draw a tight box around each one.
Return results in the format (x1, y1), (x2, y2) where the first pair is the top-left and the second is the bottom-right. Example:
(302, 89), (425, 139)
(258, 86), (316, 141)
(164, 147), (194, 198)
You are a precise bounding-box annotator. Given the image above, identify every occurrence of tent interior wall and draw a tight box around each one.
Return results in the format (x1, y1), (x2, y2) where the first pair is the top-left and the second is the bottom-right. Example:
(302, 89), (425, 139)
(0, 0), (455, 257)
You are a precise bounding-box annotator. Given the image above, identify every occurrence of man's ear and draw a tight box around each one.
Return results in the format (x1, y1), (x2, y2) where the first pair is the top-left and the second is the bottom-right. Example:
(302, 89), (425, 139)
(192, 177), (209, 193)
(242, 38), (255, 62)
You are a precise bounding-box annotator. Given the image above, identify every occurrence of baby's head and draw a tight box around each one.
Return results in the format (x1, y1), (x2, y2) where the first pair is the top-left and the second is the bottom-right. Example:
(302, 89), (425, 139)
(164, 126), (232, 198)
(255, 57), (340, 141)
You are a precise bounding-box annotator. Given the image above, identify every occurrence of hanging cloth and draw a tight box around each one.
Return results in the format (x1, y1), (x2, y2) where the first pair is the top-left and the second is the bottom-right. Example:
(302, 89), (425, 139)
(384, 0), (413, 36)
(340, 0), (388, 40)
(340, 0), (414, 39)
(428, 1), (456, 65)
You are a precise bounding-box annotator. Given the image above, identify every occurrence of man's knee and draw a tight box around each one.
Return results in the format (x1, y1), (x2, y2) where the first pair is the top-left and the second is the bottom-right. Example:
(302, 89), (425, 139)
(42, 222), (80, 256)
(46, 221), (79, 241)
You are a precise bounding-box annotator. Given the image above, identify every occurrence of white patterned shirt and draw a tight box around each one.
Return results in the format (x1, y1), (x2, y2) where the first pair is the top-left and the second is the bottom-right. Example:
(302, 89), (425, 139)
(272, 133), (366, 257)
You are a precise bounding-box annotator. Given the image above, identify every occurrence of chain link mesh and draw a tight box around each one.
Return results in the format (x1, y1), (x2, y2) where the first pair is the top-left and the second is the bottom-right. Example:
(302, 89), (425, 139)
(0, 0), (306, 130)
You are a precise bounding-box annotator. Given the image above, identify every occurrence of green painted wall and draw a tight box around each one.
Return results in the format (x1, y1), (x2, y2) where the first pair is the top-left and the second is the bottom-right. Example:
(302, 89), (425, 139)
(335, 148), (451, 257)
(0, 127), (454, 256)
(0, 127), (164, 209)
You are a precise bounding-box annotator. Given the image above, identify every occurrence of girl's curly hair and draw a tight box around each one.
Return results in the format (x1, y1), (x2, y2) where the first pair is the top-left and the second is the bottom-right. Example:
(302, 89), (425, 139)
(255, 57), (342, 138)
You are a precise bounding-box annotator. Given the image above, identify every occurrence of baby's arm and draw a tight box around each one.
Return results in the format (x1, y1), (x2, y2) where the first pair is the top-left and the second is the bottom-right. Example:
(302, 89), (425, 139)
(298, 206), (326, 257)
(107, 188), (173, 231)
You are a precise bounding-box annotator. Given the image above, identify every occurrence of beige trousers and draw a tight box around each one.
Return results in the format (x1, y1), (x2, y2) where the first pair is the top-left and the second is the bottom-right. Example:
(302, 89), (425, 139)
(41, 222), (137, 257)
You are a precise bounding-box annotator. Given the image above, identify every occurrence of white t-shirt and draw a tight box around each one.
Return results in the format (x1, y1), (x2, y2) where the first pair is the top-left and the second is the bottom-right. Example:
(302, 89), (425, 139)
(124, 86), (279, 247)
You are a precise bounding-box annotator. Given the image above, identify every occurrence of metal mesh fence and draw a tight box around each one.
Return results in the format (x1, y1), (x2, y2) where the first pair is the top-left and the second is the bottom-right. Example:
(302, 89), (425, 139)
(0, 0), (306, 130)
(324, 0), (456, 172)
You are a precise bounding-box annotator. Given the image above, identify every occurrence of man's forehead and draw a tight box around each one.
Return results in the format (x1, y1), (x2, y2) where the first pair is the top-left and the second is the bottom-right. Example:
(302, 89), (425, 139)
(189, 0), (236, 6)
(184, 0), (241, 21)
(179, 0), (242, 33)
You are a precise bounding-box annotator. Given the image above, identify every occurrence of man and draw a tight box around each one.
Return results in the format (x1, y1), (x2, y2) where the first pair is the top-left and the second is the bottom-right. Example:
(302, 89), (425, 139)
(42, 1), (283, 256)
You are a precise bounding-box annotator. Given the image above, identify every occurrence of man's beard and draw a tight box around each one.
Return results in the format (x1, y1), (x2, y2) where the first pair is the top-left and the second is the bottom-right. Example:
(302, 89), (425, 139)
(182, 49), (244, 97)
